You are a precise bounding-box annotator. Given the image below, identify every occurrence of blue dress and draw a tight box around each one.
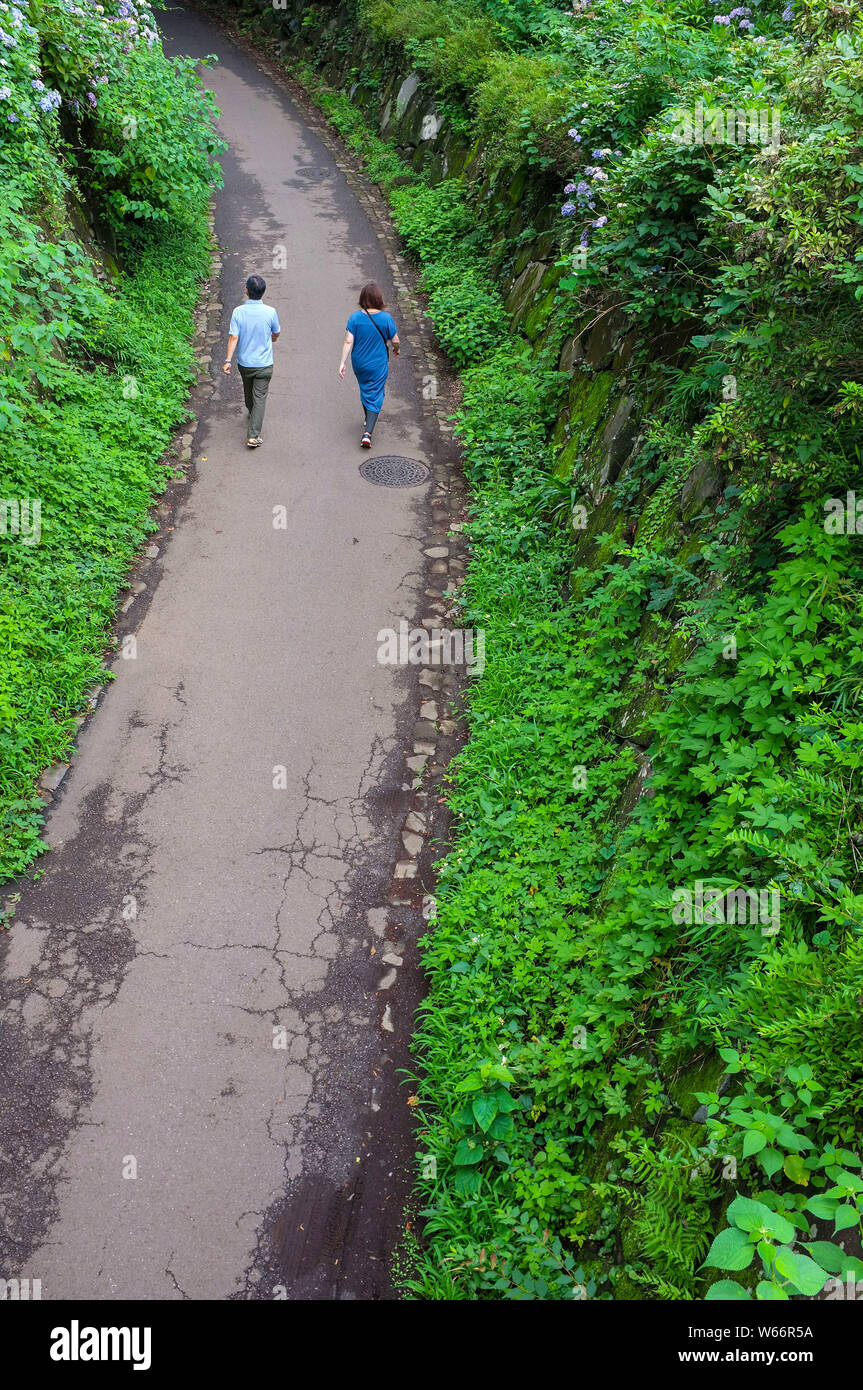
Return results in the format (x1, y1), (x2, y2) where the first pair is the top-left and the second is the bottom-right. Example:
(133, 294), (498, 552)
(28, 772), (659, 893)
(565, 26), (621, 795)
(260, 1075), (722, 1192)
(347, 310), (397, 413)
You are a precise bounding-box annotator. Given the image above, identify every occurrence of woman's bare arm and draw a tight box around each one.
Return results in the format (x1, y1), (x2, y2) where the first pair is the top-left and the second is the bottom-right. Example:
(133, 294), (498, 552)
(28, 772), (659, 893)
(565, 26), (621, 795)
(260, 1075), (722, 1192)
(339, 331), (354, 378)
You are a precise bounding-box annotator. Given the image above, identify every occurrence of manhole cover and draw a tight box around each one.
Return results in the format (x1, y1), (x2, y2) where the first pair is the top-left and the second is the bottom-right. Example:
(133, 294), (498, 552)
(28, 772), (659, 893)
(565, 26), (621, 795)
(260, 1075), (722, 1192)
(359, 456), (430, 488)
(295, 166), (331, 179)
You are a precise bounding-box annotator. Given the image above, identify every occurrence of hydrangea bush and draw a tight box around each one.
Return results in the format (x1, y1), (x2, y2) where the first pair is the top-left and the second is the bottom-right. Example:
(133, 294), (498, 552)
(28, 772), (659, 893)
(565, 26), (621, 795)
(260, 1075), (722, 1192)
(0, 0), (222, 224)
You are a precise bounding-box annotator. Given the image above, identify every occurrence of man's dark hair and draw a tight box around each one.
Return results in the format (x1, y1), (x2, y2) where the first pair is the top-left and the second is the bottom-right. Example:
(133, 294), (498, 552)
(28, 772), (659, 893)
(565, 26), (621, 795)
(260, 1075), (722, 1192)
(246, 274), (266, 300)
(358, 282), (385, 310)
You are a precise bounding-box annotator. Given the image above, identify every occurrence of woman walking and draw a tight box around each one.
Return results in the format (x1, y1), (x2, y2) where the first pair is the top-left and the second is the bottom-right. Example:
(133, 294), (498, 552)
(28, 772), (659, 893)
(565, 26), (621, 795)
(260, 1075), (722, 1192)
(339, 282), (400, 447)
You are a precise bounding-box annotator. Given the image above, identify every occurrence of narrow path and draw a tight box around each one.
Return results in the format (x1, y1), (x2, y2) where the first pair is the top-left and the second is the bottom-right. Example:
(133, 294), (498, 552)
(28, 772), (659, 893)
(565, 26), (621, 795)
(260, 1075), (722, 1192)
(0, 4), (444, 1299)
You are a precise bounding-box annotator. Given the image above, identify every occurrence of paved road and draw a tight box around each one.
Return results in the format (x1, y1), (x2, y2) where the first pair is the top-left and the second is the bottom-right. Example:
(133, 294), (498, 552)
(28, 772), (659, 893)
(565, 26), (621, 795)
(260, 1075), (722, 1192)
(0, 4), (435, 1299)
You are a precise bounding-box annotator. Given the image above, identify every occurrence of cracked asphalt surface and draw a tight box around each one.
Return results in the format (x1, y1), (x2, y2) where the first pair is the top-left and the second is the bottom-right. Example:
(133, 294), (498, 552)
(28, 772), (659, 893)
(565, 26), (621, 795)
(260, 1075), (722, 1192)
(0, 3), (434, 1300)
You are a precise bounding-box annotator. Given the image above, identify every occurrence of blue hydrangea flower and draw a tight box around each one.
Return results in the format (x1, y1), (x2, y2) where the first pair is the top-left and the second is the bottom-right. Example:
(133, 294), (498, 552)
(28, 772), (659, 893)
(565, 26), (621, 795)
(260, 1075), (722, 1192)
(561, 201), (577, 217)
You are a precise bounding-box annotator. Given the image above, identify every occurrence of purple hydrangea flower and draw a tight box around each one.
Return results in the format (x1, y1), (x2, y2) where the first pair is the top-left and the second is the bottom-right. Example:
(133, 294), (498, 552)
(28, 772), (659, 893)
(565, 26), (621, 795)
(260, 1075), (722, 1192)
(782, 2), (793, 17)
(564, 182), (577, 194)
(714, 14), (731, 23)
(561, 201), (577, 217)
(593, 215), (608, 227)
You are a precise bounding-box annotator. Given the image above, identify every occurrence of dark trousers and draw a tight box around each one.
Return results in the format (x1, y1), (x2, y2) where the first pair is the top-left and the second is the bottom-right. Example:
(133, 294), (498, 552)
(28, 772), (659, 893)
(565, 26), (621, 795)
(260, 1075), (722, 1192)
(237, 363), (273, 439)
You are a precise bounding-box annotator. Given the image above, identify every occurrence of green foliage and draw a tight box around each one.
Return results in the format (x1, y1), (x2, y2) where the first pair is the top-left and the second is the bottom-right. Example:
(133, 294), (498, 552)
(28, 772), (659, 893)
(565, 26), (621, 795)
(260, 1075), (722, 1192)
(704, 1170), (863, 1299)
(387, 183), (509, 367)
(457, 344), (565, 482)
(388, 182), (475, 262)
(358, 0), (502, 96)
(9, 1), (223, 226)
(82, 46), (223, 227)
(419, 261), (510, 369)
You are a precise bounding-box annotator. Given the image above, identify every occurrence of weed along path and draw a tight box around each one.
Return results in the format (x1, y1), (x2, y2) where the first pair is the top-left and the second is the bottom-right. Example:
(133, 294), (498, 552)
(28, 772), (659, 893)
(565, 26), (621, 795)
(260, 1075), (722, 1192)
(0, 3), (458, 1300)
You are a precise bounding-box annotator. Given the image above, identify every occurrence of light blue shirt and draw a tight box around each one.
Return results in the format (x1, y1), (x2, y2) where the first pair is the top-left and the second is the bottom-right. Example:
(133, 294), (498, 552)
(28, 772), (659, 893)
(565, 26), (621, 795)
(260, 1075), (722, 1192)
(229, 299), (281, 368)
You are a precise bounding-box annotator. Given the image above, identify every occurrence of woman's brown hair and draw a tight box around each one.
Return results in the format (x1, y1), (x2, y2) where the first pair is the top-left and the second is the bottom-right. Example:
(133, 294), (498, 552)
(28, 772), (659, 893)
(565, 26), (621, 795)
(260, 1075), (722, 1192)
(358, 282), (385, 310)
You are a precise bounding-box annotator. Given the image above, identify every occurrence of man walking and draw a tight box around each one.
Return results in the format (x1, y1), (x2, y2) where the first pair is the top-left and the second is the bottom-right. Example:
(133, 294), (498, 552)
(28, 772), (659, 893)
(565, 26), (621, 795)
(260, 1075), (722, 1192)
(223, 274), (280, 449)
